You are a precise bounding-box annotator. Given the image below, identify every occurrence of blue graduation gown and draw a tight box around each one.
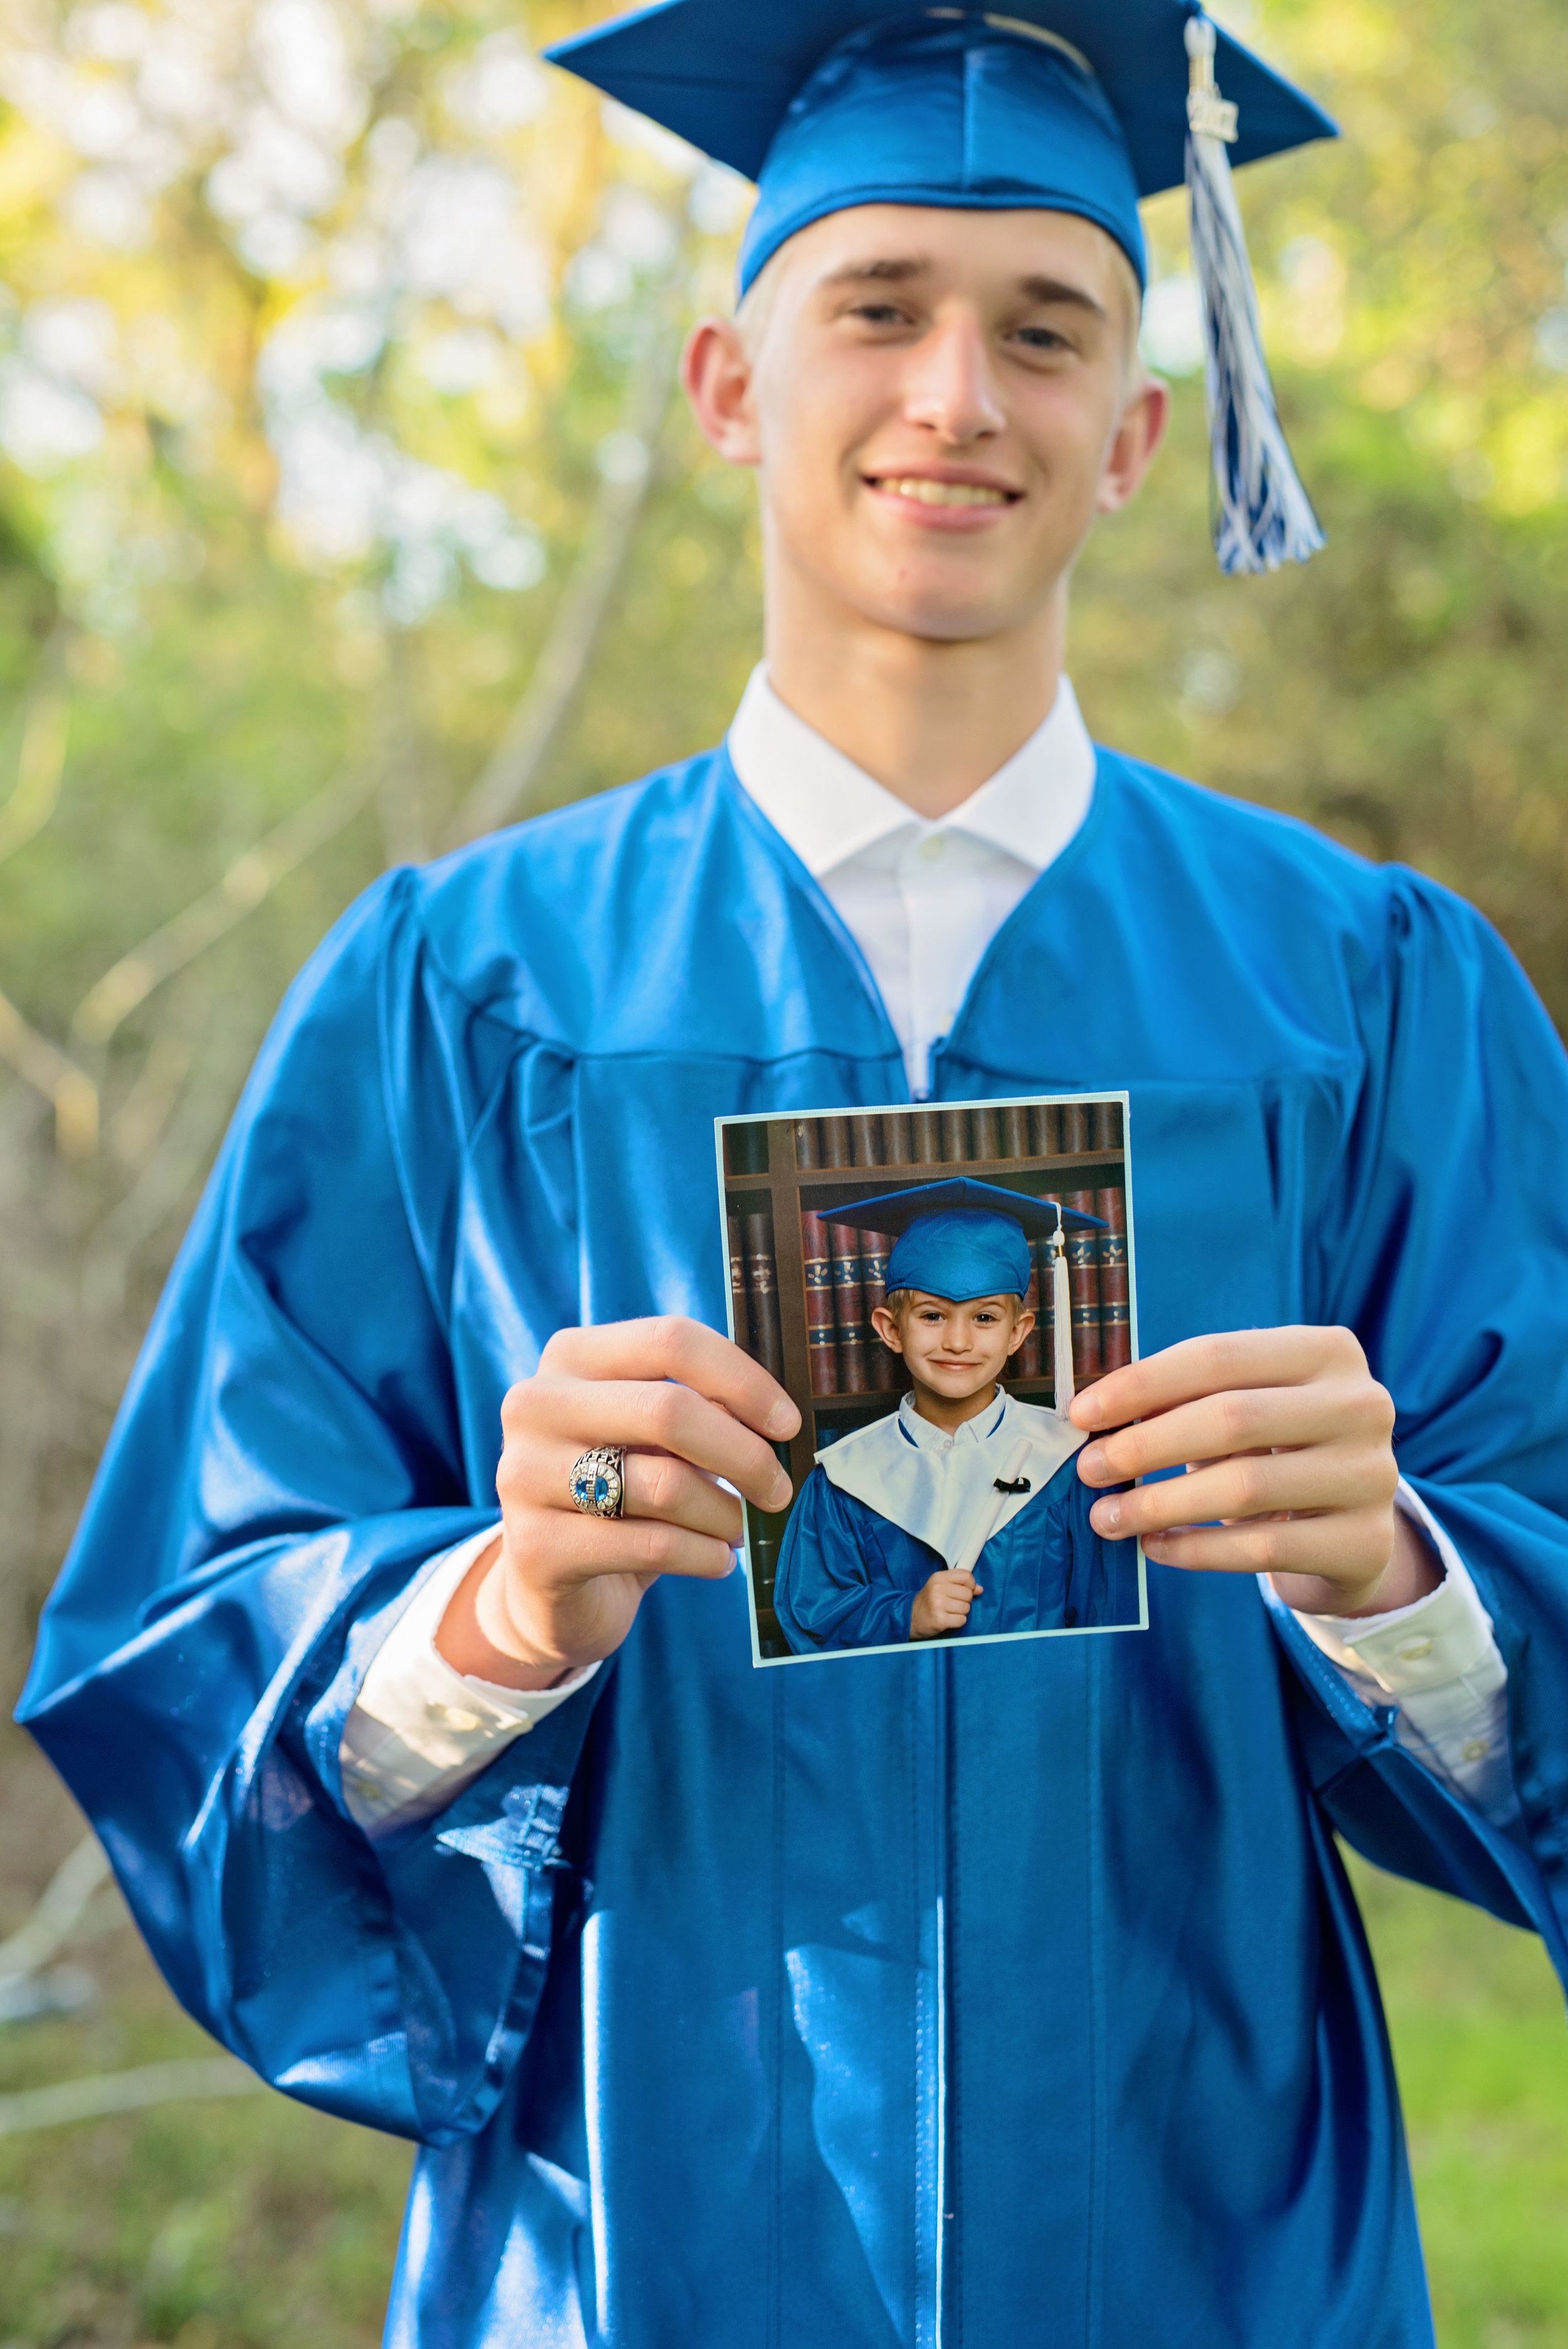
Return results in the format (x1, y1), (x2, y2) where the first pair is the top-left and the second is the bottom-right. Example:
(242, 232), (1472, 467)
(774, 1451), (1140, 1650)
(19, 744), (1568, 2349)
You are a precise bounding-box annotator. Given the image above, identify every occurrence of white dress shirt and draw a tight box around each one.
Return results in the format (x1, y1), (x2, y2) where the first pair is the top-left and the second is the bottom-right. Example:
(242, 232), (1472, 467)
(339, 670), (1514, 1838)
(339, 1526), (599, 1833)
(729, 663), (1097, 1097)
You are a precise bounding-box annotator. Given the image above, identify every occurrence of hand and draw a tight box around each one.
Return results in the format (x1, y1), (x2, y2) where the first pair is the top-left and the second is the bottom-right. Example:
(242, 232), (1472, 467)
(910, 1568), (980, 1640)
(1069, 1326), (1441, 1619)
(437, 1317), (800, 1689)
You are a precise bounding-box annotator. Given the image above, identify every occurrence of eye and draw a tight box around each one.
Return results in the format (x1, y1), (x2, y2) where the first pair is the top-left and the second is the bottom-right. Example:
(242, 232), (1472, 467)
(1013, 324), (1073, 354)
(849, 300), (913, 328)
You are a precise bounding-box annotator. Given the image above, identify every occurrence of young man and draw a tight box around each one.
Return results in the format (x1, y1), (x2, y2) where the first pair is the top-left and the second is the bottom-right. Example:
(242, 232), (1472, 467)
(19, 7), (1568, 2346)
(773, 1180), (1138, 1650)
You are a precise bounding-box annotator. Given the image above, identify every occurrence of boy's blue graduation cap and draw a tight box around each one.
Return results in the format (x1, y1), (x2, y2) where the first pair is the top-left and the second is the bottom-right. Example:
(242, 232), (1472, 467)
(546, 2), (1335, 575)
(830, 1175), (1104, 1303)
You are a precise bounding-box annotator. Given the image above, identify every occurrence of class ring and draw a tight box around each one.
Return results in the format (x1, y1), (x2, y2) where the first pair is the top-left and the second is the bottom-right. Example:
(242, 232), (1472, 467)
(569, 1446), (626, 1520)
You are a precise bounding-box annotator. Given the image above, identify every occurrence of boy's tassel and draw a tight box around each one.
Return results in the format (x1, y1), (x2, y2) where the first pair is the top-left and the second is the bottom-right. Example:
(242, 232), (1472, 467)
(1049, 1211), (1074, 1413)
(1184, 13), (1324, 575)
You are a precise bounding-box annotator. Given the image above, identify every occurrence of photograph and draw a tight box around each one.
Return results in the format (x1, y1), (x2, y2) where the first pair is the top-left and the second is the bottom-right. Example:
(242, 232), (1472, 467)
(718, 1095), (1147, 1663)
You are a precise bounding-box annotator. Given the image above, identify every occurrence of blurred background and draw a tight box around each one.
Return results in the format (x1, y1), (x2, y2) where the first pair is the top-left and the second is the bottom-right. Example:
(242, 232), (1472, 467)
(0, 0), (1564, 2340)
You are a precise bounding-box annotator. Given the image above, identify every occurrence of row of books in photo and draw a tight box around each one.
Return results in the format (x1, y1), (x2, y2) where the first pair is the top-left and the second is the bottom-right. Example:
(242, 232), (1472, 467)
(722, 1096), (1123, 1176)
(728, 1185), (1130, 1402)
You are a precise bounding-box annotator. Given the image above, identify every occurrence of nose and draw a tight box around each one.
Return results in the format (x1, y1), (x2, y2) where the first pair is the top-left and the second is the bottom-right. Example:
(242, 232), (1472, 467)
(901, 309), (1005, 444)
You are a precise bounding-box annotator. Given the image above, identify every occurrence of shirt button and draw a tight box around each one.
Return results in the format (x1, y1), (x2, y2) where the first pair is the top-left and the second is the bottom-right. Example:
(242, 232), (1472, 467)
(1396, 1637), (1434, 1662)
(429, 1703), (482, 1731)
(1461, 1737), (1491, 1763)
(919, 835), (946, 861)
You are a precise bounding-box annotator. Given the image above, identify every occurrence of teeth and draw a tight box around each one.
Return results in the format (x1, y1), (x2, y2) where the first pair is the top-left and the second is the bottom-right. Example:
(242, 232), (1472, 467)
(877, 477), (1011, 507)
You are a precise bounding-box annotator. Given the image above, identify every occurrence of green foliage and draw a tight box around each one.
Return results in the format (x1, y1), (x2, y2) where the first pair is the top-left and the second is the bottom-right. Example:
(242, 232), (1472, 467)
(1072, 0), (1568, 1014)
(1074, 378), (1568, 1013)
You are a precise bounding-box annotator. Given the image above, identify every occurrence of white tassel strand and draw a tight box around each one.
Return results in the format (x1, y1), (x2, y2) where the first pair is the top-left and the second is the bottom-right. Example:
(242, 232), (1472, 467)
(1050, 1211), (1074, 1414)
(1184, 14), (1325, 575)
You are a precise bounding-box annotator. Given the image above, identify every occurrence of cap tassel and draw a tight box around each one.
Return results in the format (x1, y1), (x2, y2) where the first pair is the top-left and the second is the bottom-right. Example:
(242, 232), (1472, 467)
(1049, 1211), (1074, 1414)
(1184, 13), (1324, 575)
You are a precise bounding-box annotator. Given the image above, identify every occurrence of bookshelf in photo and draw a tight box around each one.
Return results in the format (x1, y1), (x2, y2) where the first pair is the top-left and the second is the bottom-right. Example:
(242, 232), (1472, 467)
(720, 1096), (1131, 1659)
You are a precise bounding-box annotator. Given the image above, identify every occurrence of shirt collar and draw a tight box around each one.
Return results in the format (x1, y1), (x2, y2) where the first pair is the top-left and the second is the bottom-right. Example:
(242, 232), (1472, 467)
(726, 662), (1096, 880)
(896, 1387), (1010, 1450)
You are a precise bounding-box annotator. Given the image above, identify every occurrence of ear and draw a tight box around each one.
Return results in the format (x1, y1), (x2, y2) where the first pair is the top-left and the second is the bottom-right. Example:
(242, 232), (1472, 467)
(871, 1303), (904, 1355)
(682, 316), (762, 467)
(1006, 1309), (1035, 1358)
(1095, 373), (1170, 515)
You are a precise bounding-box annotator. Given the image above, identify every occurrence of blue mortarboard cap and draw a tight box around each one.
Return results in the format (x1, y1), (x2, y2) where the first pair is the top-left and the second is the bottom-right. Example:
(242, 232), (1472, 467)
(544, 2), (1335, 295)
(741, 17), (1147, 290)
(830, 1177), (1104, 1302)
(546, 3), (1338, 576)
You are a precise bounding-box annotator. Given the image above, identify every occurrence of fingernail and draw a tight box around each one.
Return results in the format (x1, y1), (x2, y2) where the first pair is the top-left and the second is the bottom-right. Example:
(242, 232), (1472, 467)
(766, 1399), (800, 1438)
(1078, 1443), (1108, 1484)
(767, 1469), (792, 1510)
(1074, 1391), (1105, 1426)
(1090, 1495), (1121, 1535)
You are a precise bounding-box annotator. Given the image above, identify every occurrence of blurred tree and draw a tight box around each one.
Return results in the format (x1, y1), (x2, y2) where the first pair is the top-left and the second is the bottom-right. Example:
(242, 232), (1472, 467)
(0, 0), (760, 1660)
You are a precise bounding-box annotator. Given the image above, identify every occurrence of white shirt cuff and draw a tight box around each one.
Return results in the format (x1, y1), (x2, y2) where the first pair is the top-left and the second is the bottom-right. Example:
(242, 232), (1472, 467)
(1291, 1480), (1517, 1827)
(339, 1524), (600, 1838)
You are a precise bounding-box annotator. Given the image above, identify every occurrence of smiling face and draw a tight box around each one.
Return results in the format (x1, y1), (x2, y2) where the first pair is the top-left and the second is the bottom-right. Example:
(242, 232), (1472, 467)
(873, 1288), (1034, 1416)
(684, 201), (1165, 652)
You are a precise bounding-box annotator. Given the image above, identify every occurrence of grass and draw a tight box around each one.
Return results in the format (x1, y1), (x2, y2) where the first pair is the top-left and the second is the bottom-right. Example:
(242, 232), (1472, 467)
(0, 1775), (1562, 2346)
(1348, 1852), (1568, 2349)
(0, 1733), (410, 2349)
(0, 1982), (411, 2348)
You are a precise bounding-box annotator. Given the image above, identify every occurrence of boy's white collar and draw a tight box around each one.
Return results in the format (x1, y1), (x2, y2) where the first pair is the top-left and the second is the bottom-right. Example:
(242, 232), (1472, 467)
(817, 1389), (1086, 1570)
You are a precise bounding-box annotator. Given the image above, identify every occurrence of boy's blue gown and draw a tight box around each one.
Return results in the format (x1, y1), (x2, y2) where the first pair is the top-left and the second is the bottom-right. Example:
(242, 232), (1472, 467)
(19, 746), (1568, 2348)
(775, 1394), (1143, 1650)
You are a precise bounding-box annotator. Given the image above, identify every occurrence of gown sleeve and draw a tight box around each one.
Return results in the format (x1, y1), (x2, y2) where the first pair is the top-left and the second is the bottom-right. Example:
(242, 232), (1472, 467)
(772, 1470), (924, 1653)
(15, 871), (601, 2146)
(1268, 871), (1568, 1981)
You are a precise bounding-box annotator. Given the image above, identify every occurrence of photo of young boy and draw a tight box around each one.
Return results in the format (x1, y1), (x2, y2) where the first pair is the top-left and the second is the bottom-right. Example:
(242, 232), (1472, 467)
(771, 1180), (1143, 1653)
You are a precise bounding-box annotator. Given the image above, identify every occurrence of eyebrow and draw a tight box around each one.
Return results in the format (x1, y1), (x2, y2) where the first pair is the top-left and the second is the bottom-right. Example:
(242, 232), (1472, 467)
(1019, 273), (1108, 321)
(817, 256), (1108, 321)
(818, 256), (933, 289)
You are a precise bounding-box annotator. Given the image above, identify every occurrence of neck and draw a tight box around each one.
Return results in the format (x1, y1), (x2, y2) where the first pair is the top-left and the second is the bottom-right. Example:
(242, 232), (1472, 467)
(911, 1379), (1002, 1434)
(762, 568), (1069, 821)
